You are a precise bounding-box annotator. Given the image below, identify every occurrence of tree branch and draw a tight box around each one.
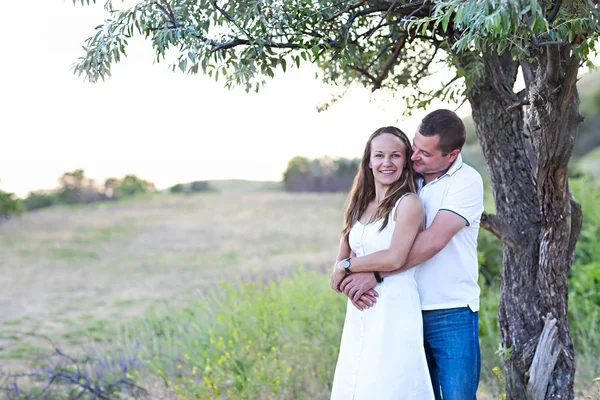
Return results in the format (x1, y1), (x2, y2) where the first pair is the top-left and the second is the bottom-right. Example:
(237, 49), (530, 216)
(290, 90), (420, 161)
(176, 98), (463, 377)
(153, 1), (182, 28)
(210, 0), (235, 23)
(326, 0), (367, 21)
(366, 0), (399, 40)
(545, 44), (561, 82)
(537, 40), (568, 46)
(481, 212), (525, 248)
(485, 52), (522, 108)
(507, 99), (531, 110)
(206, 37), (341, 54)
(343, 6), (387, 39)
(546, 0), (562, 23)
(1, 331), (148, 400)
(520, 59), (535, 94)
(368, 1), (429, 17)
(412, 42), (441, 78)
(349, 64), (378, 82)
(372, 32), (408, 90)
(558, 53), (580, 118)
(567, 196), (582, 264)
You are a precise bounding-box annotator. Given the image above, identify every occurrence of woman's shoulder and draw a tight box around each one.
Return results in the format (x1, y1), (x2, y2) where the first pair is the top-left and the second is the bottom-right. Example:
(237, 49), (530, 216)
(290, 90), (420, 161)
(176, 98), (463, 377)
(392, 192), (423, 220)
(394, 192), (422, 208)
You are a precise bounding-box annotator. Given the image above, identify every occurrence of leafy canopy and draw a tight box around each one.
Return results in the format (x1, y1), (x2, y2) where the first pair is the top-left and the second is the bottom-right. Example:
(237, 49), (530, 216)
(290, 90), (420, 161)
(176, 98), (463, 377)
(73, 1), (600, 107)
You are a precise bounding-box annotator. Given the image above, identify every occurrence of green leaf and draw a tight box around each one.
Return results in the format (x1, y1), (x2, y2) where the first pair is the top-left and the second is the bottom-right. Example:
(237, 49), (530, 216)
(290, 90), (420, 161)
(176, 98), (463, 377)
(311, 44), (320, 57)
(441, 10), (452, 32)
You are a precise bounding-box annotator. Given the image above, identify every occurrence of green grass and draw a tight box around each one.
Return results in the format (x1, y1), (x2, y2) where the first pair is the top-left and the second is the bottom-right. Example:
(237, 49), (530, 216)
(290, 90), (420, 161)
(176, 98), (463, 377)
(576, 147), (600, 180)
(52, 248), (100, 260)
(106, 268), (346, 399)
(71, 225), (131, 244)
(0, 345), (47, 360)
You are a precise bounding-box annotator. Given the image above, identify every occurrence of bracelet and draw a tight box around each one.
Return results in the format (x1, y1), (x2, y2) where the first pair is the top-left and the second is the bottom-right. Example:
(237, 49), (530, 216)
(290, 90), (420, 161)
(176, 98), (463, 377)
(374, 271), (384, 283)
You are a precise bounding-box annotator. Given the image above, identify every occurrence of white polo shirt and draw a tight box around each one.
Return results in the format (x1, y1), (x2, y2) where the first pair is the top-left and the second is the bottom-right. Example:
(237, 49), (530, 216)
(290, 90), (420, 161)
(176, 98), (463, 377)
(414, 154), (484, 312)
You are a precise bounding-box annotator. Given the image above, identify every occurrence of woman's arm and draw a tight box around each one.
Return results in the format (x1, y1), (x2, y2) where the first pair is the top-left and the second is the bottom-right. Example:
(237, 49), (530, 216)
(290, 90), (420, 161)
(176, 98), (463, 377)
(330, 234), (351, 293)
(330, 231), (379, 308)
(342, 195), (423, 273)
(335, 235), (351, 265)
(330, 195), (423, 291)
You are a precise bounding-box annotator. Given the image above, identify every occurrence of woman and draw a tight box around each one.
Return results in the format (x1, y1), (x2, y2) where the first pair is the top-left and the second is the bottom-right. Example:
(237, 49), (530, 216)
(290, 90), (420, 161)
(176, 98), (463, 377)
(329, 126), (434, 399)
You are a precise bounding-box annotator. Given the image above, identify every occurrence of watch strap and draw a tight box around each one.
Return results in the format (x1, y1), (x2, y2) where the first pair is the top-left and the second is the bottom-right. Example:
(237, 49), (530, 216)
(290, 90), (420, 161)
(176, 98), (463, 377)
(343, 257), (352, 273)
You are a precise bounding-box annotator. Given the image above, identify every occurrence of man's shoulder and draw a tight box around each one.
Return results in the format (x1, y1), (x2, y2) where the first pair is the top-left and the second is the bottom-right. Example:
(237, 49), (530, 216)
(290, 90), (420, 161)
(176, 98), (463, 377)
(454, 162), (483, 183)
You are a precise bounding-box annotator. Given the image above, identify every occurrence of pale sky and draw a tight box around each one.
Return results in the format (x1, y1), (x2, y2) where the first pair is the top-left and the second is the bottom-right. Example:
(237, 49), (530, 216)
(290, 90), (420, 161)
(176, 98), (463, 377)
(0, 1), (465, 197)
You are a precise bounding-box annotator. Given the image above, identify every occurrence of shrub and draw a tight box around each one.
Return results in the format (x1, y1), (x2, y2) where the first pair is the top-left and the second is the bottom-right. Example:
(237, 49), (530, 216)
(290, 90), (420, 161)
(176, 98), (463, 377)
(23, 191), (57, 211)
(0, 190), (24, 218)
(169, 183), (185, 193)
(114, 174), (155, 198)
(169, 181), (212, 194)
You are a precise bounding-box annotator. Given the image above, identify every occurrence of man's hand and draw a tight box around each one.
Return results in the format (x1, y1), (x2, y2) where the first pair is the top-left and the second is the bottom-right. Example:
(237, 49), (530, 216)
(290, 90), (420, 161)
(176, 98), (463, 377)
(350, 289), (379, 311)
(341, 272), (378, 303)
(330, 260), (347, 293)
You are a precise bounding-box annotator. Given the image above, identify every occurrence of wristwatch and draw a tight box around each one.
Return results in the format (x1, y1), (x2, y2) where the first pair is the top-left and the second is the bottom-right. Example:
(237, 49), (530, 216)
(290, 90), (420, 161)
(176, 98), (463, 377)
(342, 257), (352, 274)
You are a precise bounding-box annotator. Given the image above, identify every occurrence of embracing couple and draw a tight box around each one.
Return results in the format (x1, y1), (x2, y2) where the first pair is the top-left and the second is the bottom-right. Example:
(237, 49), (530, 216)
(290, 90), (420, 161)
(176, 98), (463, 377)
(329, 109), (483, 400)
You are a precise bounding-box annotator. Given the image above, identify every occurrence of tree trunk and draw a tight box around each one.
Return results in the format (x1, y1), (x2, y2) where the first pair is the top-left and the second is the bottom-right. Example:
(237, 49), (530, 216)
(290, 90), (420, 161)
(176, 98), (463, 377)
(457, 46), (583, 399)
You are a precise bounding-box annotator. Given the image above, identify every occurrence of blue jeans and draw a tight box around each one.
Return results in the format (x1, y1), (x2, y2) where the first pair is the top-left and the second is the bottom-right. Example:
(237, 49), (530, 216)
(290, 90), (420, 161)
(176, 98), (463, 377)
(422, 307), (481, 400)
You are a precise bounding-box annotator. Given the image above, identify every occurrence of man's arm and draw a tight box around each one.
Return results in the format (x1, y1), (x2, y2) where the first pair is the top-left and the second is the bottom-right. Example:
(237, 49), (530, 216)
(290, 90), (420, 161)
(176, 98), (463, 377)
(346, 171), (484, 304)
(381, 210), (467, 277)
(343, 210), (467, 303)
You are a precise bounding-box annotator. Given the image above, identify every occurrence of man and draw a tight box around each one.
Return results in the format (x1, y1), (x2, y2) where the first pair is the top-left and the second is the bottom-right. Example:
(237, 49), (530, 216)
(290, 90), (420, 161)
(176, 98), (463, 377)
(340, 109), (484, 399)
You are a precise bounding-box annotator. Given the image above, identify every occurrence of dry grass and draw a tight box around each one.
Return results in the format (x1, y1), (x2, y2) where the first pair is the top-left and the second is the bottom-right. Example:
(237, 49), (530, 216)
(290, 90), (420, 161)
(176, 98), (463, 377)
(0, 191), (346, 369)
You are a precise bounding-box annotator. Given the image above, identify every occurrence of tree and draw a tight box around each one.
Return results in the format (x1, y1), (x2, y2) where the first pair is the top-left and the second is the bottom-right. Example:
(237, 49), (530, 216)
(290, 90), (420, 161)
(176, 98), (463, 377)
(72, 0), (600, 398)
(283, 156), (359, 192)
(57, 169), (105, 204)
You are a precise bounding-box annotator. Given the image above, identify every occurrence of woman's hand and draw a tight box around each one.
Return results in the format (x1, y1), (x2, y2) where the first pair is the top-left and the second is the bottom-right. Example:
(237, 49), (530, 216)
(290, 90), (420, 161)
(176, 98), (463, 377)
(341, 272), (378, 303)
(330, 260), (348, 293)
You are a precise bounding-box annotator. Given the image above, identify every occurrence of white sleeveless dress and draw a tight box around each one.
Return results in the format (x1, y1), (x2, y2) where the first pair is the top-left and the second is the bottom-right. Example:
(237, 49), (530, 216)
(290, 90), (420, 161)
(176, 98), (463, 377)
(330, 195), (434, 400)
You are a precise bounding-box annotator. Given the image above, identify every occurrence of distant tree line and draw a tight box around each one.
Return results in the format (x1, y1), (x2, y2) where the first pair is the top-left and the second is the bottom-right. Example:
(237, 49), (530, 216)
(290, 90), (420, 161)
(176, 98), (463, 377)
(0, 169), (156, 218)
(0, 169), (216, 219)
(1, 155), (356, 217)
(283, 156), (359, 192)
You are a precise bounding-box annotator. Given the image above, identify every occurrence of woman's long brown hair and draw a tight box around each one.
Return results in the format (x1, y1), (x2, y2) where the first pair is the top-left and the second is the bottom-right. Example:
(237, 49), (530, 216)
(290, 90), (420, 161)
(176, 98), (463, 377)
(341, 126), (417, 241)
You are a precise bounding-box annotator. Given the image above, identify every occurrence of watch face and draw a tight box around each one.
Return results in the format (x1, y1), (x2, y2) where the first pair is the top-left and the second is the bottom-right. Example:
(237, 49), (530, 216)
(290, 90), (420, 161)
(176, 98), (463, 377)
(343, 259), (350, 268)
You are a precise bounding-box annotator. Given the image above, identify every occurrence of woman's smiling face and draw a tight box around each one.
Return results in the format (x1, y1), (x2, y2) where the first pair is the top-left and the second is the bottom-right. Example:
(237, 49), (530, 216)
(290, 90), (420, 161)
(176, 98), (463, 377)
(369, 133), (407, 188)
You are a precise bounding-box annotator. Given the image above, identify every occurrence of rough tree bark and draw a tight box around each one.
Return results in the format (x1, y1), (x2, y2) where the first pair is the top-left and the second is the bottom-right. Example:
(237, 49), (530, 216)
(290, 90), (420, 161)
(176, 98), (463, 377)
(458, 45), (583, 399)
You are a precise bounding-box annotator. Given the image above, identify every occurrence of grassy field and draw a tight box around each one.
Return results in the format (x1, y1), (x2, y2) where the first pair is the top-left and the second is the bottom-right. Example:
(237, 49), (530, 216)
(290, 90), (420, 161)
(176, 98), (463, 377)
(0, 186), (598, 399)
(0, 189), (344, 367)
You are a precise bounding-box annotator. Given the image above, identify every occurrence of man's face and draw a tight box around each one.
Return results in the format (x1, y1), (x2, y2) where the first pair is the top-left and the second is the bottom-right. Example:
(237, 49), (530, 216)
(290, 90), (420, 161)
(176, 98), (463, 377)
(411, 130), (457, 182)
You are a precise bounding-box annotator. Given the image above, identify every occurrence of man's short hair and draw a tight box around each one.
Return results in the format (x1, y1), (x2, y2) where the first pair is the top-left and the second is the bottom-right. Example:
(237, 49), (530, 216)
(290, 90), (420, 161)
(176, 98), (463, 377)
(418, 109), (466, 155)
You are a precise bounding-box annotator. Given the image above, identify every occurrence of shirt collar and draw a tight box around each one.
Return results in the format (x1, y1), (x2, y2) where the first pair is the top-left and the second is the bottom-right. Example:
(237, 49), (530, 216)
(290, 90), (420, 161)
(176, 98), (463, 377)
(418, 153), (464, 187)
(445, 153), (464, 177)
